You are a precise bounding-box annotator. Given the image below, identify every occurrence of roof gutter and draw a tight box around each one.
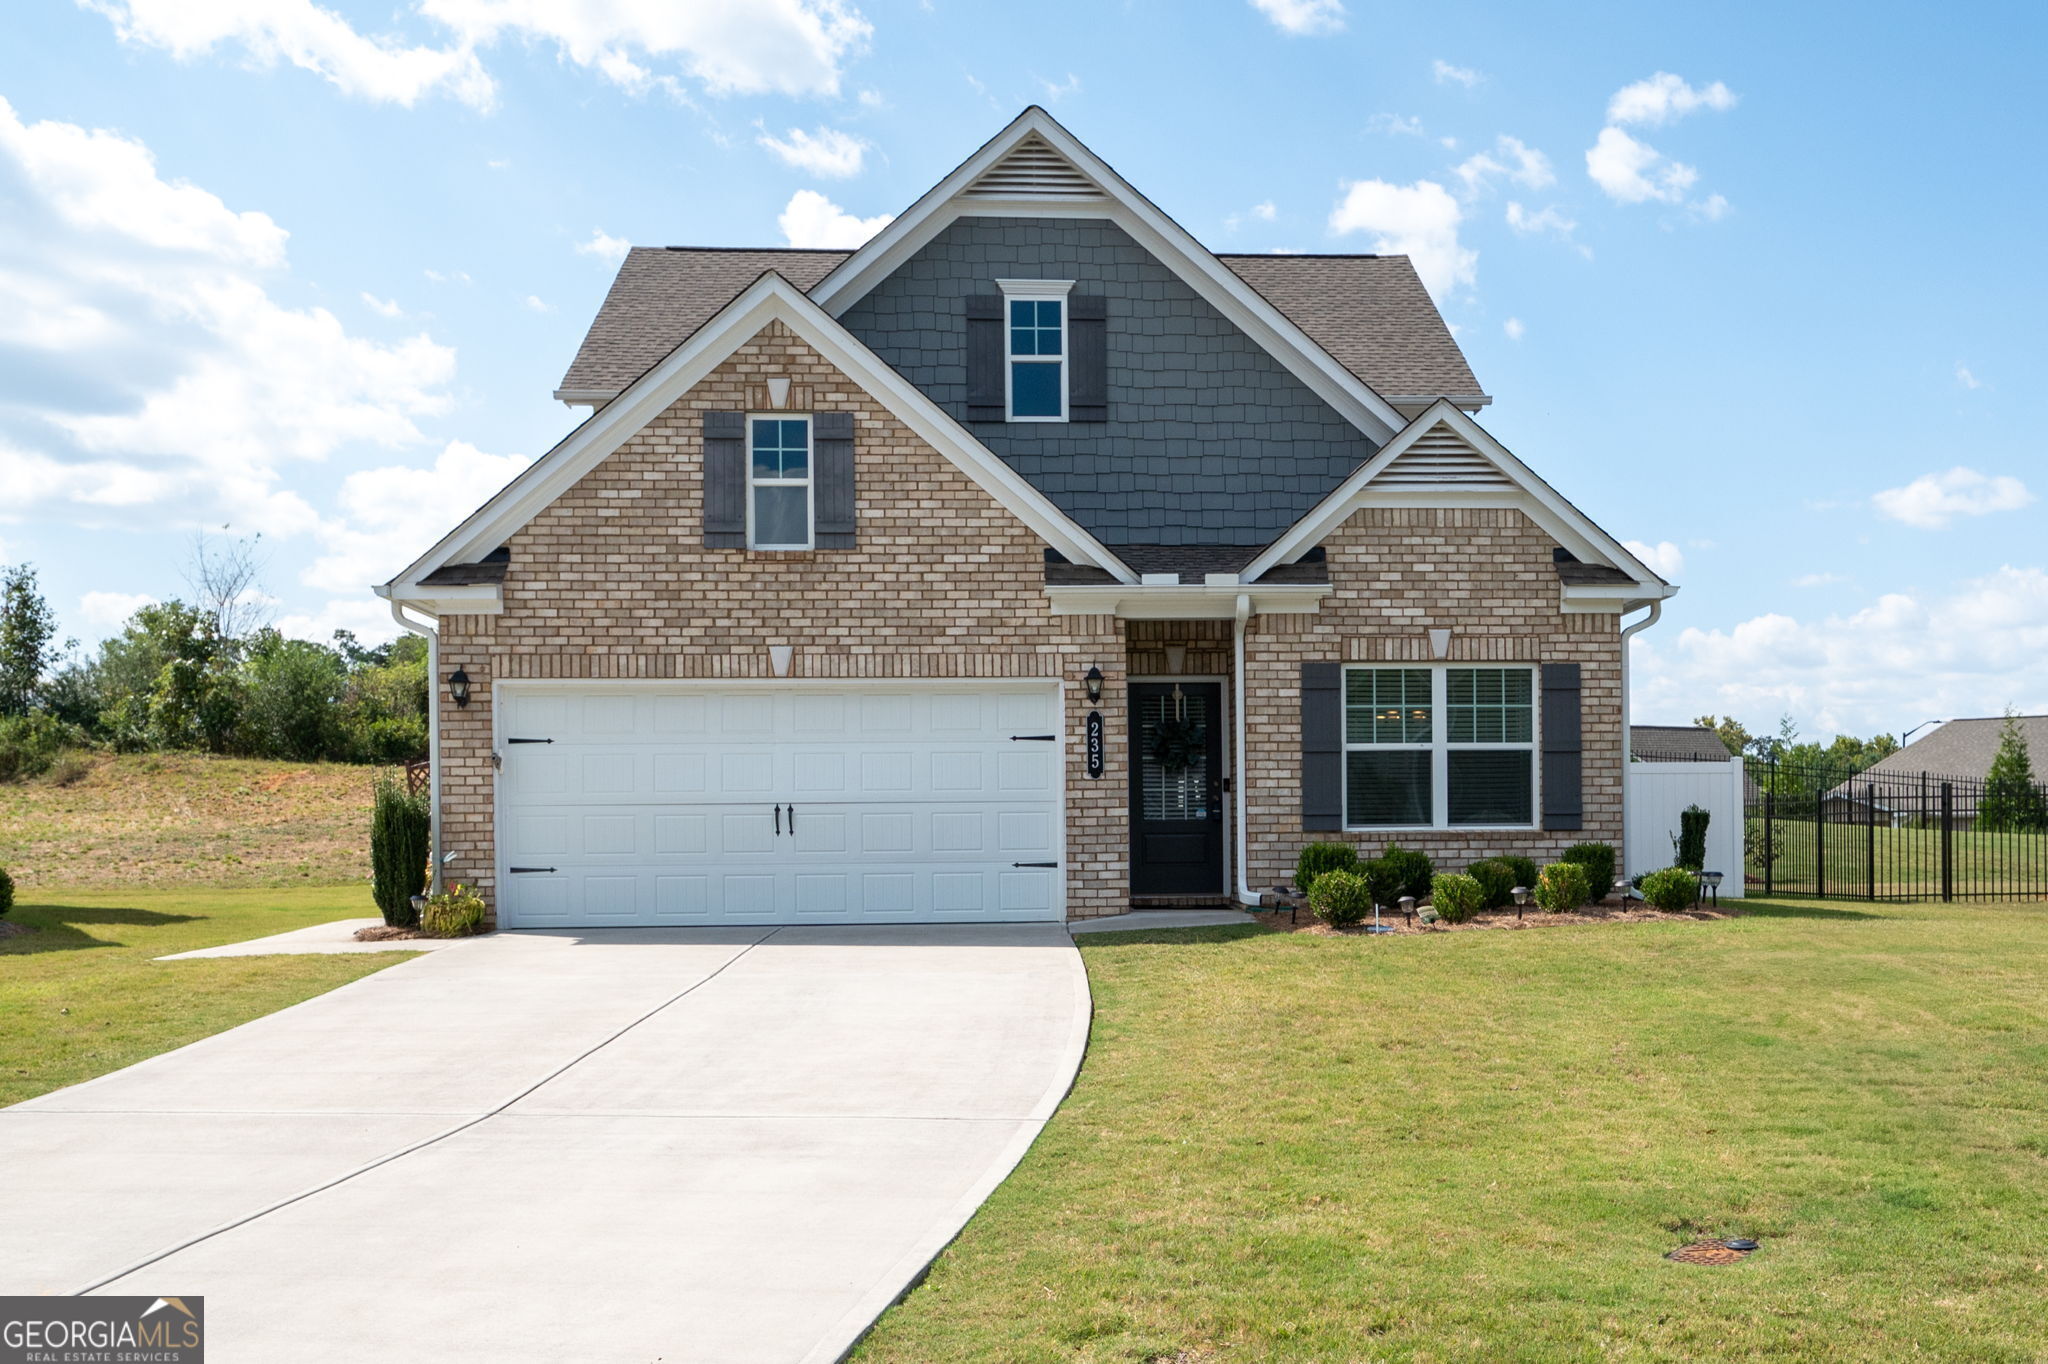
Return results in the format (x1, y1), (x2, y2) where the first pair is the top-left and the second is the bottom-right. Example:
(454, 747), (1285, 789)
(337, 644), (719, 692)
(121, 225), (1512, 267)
(1232, 592), (1259, 908)
(1046, 581), (1327, 619)
(387, 599), (445, 896)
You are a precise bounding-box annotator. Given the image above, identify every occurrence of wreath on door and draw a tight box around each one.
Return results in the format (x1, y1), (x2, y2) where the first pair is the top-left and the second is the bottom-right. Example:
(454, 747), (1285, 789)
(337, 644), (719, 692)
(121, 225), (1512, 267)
(1150, 691), (1206, 774)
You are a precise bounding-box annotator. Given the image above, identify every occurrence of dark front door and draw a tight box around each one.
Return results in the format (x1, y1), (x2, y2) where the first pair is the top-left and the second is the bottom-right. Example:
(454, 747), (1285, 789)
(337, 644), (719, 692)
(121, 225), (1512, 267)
(1130, 681), (1225, 896)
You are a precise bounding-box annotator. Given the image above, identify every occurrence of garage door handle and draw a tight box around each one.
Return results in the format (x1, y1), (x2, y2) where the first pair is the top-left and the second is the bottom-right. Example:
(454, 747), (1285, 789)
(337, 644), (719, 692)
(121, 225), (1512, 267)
(786, 804), (795, 832)
(506, 737), (553, 744)
(1011, 734), (1056, 741)
(774, 805), (781, 836)
(1013, 861), (1058, 868)
(508, 866), (556, 874)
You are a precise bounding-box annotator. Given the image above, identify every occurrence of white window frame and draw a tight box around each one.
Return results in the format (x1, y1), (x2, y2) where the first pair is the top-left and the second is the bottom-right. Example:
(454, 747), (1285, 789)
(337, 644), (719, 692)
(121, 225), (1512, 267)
(745, 412), (813, 551)
(997, 278), (1074, 423)
(1341, 664), (1540, 831)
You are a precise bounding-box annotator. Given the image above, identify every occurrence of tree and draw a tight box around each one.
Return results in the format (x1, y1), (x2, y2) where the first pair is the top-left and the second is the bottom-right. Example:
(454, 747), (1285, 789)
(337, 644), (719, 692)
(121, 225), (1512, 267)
(183, 529), (271, 646)
(0, 563), (58, 717)
(239, 631), (347, 760)
(1978, 711), (2048, 833)
(1694, 714), (1753, 757)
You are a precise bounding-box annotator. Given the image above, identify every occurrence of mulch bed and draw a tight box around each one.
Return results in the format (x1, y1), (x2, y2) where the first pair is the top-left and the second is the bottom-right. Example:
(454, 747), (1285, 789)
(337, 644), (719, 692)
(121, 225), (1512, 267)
(353, 923), (429, 942)
(1262, 900), (1738, 936)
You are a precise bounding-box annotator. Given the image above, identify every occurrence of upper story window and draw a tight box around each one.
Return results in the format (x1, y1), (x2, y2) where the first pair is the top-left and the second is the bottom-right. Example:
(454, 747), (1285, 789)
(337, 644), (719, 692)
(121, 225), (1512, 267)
(998, 279), (1073, 421)
(748, 415), (811, 550)
(1343, 665), (1537, 828)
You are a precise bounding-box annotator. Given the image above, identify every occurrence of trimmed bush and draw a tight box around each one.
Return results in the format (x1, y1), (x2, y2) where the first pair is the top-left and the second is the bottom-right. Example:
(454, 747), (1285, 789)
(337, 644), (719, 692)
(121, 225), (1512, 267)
(1359, 856), (1405, 913)
(1640, 867), (1699, 911)
(1466, 858), (1517, 910)
(1379, 843), (1436, 902)
(1430, 872), (1484, 924)
(1294, 842), (1359, 895)
(1676, 804), (1711, 870)
(1497, 854), (1540, 893)
(0, 865), (13, 918)
(370, 774), (430, 928)
(1307, 869), (1374, 928)
(1534, 861), (1590, 913)
(1560, 843), (1617, 903)
(421, 882), (486, 937)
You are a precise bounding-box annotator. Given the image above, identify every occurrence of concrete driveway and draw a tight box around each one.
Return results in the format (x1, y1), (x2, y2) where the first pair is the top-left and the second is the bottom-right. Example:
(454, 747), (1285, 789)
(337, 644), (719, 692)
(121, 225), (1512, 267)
(0, 924), (1090, 1363)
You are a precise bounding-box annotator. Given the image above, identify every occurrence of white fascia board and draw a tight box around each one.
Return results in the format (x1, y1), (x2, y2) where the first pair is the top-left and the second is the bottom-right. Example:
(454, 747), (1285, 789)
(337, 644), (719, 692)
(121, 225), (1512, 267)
(1242, 400), (1673, 597)
(1563, 583), (1679, 615)
(384, 271), (1136, 592)
(807, 108), (1406, 445)
(371, 582), (502, 616)
(1046, 582), (1329, 619)
(552, 388), (613, 406)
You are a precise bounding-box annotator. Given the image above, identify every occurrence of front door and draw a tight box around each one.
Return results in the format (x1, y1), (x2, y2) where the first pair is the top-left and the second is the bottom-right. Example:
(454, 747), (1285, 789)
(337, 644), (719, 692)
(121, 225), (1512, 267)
(1129, 681), (1225, 896)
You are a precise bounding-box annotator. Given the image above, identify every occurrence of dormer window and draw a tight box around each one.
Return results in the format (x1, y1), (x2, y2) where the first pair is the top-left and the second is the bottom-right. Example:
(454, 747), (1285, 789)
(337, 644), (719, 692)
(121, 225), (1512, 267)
(998, 279), (1074, 421)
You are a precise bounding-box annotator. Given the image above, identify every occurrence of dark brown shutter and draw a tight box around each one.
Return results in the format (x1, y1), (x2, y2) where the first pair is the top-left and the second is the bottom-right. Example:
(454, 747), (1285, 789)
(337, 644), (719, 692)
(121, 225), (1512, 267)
(965, 294), (1004, 421)
(812, 411), (856, 550)
(1541, 662), (1584, 830)
(1302, 662), (1343, 831)
(1068, 294), (1107, 422)
(702, 411), (745, 548)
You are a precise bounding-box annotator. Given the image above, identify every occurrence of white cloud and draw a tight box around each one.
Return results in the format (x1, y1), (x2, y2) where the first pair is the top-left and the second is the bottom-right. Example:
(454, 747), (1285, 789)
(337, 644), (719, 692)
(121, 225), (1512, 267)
(1793, 572), (1850, 588)
(1249, 0), (1346, 36)
(1037, 72), (1082, 101)
(574, 228), (631, 267)
(0, 96), (454, 538)
(522, 294), (550, 313)
(1872, 467), (2034, 529)
(79, 589), (156, 627)
(302, 439), (531, 595)
(1432, 59), (1483, 88)
(1690, 193), (1731, 221)
(360, 291), (403, 317)
(1327, 178), (1474, 300)
(85, 0), (872, 107)
(1631, 566), (2048, 738)
(1585, 125), (1698, 204)
(856, 88), (882, 108)
(1225, 200), (1278, 231)
(1956, 363), (1983, 390)
(1607, 72), (1737, 127)
(1453, 135), (1555, 198)
(757, 125), (867, 178)
(1503, 317), (1525, 341)
(1624, 539), (1684, 578)
(423, 267), (471, 285)
(777, 189), (892, 248)
(1504, 200), (1575, 237)
(1366, 113), (1426, 139)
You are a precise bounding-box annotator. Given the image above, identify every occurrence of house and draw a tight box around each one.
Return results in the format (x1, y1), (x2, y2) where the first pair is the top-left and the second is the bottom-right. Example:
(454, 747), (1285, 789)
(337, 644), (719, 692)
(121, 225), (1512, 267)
(376, 109), (1676, 928)
(1818, 715), (2048, 829)
(1631, 725), (1734, 763)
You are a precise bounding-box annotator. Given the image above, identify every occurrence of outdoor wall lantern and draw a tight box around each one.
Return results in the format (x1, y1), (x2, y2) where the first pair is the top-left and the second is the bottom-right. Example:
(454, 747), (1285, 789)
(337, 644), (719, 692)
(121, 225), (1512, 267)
(1084, 666), (1103, 703)
(1511, 885), (1530, 920)
(447, 667), (471, 709)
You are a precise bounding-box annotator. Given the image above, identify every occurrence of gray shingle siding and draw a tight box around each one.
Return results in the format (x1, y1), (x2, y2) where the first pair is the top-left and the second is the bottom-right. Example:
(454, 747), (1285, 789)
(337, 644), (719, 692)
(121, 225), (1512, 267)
(836, 217), (1379, 547)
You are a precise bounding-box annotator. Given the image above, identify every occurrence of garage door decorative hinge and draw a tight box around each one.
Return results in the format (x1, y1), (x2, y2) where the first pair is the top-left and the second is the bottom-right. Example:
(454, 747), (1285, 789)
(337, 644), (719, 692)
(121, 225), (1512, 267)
(1012, 861), (1059, 868)
(508, 866), (557, 874)
(506, 737), (554, 744)
(1010, 734), (1057, 741)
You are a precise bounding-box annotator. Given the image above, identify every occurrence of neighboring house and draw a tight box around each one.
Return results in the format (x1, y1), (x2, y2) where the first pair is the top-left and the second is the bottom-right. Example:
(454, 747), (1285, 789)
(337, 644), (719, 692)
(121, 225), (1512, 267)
(1631, 725), (1735, 763)
(1820, 715), (2048, 828)
(377, 109), (1675, 928)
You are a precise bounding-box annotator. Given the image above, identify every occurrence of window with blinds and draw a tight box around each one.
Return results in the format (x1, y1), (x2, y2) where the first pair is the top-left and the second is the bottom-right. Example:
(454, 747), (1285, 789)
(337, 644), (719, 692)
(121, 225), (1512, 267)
(1138, 689), (1209, 821)
(1343, 666), (1536, 828)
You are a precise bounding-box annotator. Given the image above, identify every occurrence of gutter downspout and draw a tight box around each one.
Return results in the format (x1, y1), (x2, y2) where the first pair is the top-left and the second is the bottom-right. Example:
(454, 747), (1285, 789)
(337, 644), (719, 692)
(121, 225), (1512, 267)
(388, 600), (444, 895)
(1232, 592), (1259, 907)
(1617, 599), (1664, 880)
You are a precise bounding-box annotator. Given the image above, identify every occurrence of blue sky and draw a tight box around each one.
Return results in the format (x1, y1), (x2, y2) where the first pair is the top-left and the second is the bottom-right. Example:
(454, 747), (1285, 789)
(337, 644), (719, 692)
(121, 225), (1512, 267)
(2, 0), (2043, 743)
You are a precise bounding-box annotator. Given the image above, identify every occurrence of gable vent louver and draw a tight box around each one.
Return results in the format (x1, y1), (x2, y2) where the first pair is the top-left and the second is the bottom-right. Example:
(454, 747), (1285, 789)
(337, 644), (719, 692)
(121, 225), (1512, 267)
(1375, 423), (1513, 487)
(964, 135), (1104, 199)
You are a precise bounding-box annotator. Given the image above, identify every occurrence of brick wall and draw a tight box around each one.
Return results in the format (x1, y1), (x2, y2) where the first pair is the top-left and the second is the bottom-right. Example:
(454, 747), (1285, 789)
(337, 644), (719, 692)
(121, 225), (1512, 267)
(433, 319), (1129, 920)
(1240, 506), (1624, 889)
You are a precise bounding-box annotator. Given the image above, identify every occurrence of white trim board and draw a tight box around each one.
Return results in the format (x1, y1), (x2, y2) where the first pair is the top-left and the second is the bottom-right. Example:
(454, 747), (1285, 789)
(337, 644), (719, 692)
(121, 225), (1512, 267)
(379, 271), (1139, 605)
(1242, 400), (1679, 610)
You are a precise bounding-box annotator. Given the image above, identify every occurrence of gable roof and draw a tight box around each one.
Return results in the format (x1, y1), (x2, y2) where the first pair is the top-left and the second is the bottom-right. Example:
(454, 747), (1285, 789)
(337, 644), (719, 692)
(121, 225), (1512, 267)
(381, 271), (1139, 603)
(558, 247), (1484, 410)
(1863, 715), (2048, 783)
(1631, 725), (1735, 761)
(1241, 400), (1677, 609)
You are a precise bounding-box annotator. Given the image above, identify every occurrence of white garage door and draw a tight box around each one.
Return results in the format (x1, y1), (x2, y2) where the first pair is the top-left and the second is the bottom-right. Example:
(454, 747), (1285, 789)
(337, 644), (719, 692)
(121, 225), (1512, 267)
(494, 682), (1064, 927)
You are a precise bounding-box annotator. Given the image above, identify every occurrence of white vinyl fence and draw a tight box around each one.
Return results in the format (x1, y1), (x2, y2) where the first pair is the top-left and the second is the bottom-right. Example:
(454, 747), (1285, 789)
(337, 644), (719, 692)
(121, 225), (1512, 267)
(1625, 757), (1746, 896)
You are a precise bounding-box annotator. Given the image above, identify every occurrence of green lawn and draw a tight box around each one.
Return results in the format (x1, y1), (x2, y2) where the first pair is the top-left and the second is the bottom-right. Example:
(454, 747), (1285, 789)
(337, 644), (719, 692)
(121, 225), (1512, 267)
(856, 900), (2048, 1363)
(0, 886), (414, 1107)
(1754, 820), (2048, 901)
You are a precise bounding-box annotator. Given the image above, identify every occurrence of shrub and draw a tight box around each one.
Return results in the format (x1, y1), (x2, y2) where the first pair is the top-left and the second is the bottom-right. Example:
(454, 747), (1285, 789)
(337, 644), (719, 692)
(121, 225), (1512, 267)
(370, 774), (431, 927)
(1430, 872), (1484, 924)
(1534, 861), (1590, 913)
(1294, 842), (1359, 895)
(0, 713), (85, 783)
(1359, 856), (1405, 913)
(1465, 858), (1517, 910)
(1307, 869), (1374, 928)
(0, 865), (13, 918)
(1675, 804), (1711, 870)
(1497, 854), (1540, 893)
(1379, 843), (1435, 901)
(1639, 867), (1699, 911)
(421, 882), (487, 937)
(1560, 843), (1617, 903)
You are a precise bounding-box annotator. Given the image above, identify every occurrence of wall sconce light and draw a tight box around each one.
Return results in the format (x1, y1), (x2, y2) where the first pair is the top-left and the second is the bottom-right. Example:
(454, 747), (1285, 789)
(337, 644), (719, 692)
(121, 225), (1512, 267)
(1084, 666), (1103, 703)
(447, 667), (471, 708)
(1164, 644), (1187, 675)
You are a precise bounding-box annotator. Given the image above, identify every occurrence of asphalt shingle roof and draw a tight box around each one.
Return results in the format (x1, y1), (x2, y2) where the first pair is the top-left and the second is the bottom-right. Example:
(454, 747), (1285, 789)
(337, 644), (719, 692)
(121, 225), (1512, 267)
(1862, 716), (2048, 783)
(1630, 725), (1736, 761)
(556, 246), (1484, 406)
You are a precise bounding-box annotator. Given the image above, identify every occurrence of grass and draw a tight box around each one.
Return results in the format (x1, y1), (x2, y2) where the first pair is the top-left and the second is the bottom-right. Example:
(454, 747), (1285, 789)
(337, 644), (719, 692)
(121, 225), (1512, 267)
(0, 885), (413, 1107)
(0, 752), (380, 889)
(854, 899), (2048, 1362)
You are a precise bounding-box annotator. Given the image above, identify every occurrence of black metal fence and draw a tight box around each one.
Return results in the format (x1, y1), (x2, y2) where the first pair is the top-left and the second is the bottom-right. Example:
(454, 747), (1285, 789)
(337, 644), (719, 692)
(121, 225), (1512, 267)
(1637, 749), (2048, 902)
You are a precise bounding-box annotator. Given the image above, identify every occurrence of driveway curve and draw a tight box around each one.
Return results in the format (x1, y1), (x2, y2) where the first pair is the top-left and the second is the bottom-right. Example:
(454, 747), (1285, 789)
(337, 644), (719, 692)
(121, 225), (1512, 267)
(0, 923), (1090, 1363)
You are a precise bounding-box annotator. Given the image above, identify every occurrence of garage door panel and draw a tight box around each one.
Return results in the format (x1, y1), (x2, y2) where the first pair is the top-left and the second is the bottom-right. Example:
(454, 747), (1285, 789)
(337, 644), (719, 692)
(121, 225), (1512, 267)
(653, 814), (708, 855)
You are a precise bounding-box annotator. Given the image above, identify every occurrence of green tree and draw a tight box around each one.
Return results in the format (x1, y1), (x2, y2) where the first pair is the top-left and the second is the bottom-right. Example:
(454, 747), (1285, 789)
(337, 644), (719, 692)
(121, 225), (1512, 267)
(0, 563), (58, 717)
(1693, 714), (1753, 757)
(1978, 711), (2048, 833)
(239, 631), (347, 760)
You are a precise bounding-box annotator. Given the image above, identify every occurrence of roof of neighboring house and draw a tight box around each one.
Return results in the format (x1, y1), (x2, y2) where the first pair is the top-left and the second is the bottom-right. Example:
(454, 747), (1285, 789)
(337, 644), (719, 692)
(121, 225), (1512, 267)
(1631, 725), (1735, 761)
(556, 246), (1484, 406)
(1861, 715), (2048, 783)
